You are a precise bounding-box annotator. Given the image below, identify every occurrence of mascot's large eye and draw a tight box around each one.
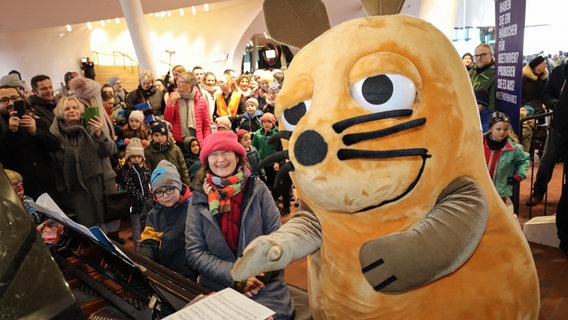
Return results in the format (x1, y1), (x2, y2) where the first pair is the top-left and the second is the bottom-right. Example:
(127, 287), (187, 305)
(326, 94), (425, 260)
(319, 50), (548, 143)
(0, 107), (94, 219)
(350, 74), (416, 113)
(281, 99), (312, 131)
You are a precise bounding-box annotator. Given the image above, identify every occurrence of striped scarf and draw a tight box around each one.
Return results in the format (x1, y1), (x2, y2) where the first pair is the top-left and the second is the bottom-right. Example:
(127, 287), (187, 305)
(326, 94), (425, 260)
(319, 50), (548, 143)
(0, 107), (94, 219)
(203, 168), (250, 216)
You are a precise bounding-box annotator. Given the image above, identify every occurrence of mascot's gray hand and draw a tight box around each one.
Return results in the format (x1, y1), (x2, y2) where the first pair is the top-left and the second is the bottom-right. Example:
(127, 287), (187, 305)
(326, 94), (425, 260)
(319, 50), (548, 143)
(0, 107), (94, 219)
(232, 235), (291, 281)
(360, 176), (488, 294)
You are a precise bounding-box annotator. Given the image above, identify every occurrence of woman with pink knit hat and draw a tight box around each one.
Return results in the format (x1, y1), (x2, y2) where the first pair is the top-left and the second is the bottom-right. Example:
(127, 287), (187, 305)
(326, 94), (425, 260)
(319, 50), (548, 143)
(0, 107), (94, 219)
(185, 131), (294, 319)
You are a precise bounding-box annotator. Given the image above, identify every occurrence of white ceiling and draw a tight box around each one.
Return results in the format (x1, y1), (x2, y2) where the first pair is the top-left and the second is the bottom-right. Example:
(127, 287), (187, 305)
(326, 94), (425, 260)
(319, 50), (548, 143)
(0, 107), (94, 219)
(0, 0), (423, 35)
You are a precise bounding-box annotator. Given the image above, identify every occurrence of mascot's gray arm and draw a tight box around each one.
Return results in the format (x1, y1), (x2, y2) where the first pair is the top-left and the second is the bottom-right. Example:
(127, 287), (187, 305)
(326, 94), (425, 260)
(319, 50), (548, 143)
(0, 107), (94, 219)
(360, 176), (488, 294)
(231, 201), (322, 281)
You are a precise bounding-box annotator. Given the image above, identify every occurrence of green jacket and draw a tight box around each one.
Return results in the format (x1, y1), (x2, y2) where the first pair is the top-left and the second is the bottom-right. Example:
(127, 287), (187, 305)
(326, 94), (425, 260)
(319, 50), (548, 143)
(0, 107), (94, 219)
(471, 63), (496, 112)
(252, 127), (279, 163)
(144, 140), (190, 186)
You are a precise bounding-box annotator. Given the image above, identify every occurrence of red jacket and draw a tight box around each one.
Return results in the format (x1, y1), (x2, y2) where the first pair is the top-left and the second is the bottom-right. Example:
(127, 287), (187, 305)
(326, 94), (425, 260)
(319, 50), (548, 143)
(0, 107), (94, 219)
(164, 87), (211, 145)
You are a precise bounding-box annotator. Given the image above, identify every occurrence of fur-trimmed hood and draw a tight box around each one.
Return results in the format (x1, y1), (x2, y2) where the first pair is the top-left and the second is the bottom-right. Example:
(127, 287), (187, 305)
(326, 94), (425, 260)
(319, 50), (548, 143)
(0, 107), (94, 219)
(522, 63), (548, 81)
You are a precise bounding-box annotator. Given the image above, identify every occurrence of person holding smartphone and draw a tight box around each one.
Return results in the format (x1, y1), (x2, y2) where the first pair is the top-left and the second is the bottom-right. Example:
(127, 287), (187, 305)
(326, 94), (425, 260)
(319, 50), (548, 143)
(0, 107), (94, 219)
(0, 75), (60, 201)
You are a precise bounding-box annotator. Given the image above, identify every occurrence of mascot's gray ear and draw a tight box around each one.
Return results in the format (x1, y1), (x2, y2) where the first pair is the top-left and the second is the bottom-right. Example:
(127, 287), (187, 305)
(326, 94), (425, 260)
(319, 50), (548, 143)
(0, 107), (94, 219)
(263, 0), (330, 49)
(262, 0), (406, 49)
(360, 0), (405, 16)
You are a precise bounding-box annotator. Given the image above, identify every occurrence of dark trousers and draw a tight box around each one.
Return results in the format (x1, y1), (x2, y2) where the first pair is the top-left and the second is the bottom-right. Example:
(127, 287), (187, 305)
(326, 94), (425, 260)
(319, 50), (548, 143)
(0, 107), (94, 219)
(534, 128), (560, 195)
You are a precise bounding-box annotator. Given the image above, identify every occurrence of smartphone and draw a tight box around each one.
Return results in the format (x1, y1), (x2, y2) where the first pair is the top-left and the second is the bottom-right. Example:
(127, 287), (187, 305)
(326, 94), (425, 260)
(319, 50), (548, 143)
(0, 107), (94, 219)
(14, 100), (26, 118)
(83, 107), (99, 126)
(81, 58), (87, 63)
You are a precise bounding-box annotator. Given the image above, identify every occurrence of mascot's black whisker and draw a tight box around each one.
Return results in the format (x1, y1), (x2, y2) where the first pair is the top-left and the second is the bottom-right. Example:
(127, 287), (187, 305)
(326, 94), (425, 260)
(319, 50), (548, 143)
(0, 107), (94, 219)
(258, 150), (289, 169)
(269, 130), (292, 144)
(343, 118), (426, 146)
(333, 109), (413, 133)
(337, 148), (429, 160)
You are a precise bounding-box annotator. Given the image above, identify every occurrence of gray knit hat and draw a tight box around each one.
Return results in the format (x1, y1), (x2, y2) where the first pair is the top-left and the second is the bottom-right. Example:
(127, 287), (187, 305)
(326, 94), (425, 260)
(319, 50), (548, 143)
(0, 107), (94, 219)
(0, 75), (25, 89)
(151, 160), (182, 191)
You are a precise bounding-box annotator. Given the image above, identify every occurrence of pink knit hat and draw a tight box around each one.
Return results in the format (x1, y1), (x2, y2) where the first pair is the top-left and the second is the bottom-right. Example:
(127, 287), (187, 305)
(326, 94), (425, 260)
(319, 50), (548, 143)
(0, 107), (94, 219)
(261, 112), (276, 126)
(68, 76), (101, 100)
(200, 131), (246, 164)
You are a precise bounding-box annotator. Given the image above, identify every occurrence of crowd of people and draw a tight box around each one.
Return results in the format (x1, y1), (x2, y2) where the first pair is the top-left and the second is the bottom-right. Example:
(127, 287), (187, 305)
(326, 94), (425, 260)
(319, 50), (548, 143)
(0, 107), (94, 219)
(0, 65), (295, 319)
(464, 44), (568, 257)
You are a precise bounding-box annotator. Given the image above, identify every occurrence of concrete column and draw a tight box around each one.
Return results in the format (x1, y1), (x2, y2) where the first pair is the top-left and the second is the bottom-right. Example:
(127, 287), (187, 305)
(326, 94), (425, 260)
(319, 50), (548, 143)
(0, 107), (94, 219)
(119, 0), (159, 76)
(418, 0), (459, 39)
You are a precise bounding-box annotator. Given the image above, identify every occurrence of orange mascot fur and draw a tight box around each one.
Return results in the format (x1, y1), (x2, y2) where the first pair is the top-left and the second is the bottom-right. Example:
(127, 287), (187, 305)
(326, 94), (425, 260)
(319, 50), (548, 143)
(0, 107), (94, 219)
(232, 15), (540, 319)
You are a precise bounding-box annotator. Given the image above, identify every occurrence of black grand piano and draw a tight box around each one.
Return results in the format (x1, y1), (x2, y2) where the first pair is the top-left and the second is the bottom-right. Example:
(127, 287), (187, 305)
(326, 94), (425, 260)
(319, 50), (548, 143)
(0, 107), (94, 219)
(0, 166), (210, 319)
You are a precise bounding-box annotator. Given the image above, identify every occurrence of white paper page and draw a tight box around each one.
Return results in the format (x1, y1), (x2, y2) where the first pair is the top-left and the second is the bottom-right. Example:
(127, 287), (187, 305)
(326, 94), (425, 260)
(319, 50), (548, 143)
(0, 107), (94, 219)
(164, 287), (275, 320)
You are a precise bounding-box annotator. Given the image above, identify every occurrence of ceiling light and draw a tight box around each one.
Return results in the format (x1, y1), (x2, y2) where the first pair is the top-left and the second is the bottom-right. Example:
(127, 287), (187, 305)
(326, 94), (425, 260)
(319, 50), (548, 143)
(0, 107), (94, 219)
(204, 3), (209, 11)
(192, 6), (196, 15)
(167, 11), (171, 17)
(87, 22), (93, 30)
(179, 8), (185, 16)
(66, 24), (72, 32)
(115, 18), (120, 24)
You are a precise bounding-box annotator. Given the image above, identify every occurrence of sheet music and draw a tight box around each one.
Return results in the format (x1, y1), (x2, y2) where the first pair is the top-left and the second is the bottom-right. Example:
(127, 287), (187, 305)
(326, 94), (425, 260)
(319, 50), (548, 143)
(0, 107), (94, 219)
(163, 287), (275, 320)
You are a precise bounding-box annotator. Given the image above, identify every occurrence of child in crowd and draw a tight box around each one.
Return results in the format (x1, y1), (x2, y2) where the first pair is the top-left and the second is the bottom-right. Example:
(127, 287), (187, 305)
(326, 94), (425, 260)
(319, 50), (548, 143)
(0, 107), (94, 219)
(117, 138), (152, 251)
(144, 120), (190, 185)
(237, 98), (263, 133)
(140, 160), (197, 280)
(116, 110), (149, 159)
(237, 129), (265, 180)
(183, 136), (203, 182)
(262, 83), (280, 115)
(5, 169), (40, 224)
(215, 116), (233, 132)
(252, 112), (290, 214)
(483, 111), (530, 209)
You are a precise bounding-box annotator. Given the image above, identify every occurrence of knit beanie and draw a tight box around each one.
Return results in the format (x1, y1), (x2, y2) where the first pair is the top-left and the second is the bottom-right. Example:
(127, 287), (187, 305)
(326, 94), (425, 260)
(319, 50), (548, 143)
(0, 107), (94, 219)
(236, 129), (249, 141)
(129, 110), (145, 123)
(124, 137), (145, 161)
(0, 75), (25, 89)
(200, 131), (247, 164)
(216, 116), (232, 131)
(261, 112), (276, 126)
(267, 83), (281, 93)
(528, 56), (545, 69)
(151, 160), (182, 191)
(489, 111), (511, 129)
(245, 97), (259, 109)
(68, 76), (101, 100)
(108, 76), (119, 86)
(151, 120), (168, 135)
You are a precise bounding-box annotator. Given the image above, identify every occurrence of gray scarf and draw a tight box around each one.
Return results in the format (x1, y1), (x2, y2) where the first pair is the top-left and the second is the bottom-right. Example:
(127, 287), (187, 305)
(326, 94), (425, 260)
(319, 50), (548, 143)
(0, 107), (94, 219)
(178, 91), (196, 138)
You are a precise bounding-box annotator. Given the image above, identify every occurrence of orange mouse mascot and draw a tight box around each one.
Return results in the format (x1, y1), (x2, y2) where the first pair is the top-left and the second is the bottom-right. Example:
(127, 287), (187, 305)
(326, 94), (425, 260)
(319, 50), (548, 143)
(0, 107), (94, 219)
(232, 15), (540, 319)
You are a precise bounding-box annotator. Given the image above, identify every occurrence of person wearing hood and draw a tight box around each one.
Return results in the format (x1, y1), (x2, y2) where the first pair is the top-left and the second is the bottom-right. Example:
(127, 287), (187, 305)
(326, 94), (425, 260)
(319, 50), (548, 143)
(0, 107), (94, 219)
(125, 70), (166, 119)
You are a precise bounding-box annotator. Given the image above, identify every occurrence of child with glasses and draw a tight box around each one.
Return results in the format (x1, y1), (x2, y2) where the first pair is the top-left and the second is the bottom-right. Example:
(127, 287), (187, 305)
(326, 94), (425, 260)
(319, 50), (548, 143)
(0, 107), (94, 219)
(139, 159), (197, 280)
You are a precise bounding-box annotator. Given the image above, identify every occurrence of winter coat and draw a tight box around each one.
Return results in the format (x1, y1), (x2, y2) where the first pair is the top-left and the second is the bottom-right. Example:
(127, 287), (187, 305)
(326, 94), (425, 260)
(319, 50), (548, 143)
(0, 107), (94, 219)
(252, 127), (280, 162)
(28, 95), (57, 130)
(521, 64), (548, 115)
(471, 62), (496, 112)
(144, 140), (190, 186)
(116, 163), (152, 215)
(125, 85), (165, 117)
(0, 114), (60, 200)
(140, 185), (196, 280)
(238, 110), (263, 133)
(185, 176), (294, 319)
(164, 86), (211, 145)
(50, 120), (117, 226)
(483, 136), (530, 198)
